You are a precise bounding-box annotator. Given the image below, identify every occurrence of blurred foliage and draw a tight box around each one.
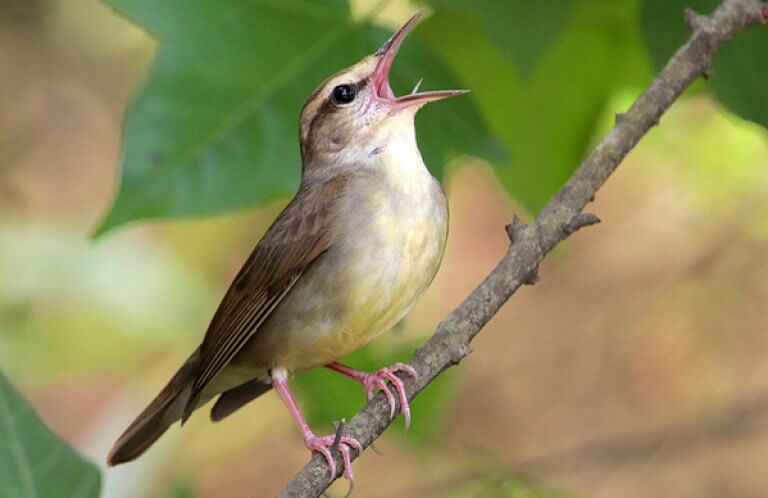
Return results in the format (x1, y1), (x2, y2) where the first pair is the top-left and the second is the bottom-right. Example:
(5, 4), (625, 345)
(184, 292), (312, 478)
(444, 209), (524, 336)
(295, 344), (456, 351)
(94, 0), (499, 235)
(3, 0), (768, 496)
(163, 480), (198, 498)
(94, 0), (768, 234)
(639, 95), (768, 210)
(419, 0), (650, 212)
(425, 0), (577, 76)
(294, 340), (456, 446)
(0, 370), (101, 498)
(441, 472), (577, 498)
(642, 0), (768, 129)
(0, 224), (214, 381)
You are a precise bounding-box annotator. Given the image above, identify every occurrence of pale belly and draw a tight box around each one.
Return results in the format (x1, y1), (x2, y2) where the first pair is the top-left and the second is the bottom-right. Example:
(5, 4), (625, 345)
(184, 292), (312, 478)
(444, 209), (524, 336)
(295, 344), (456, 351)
(236, 179), (448, 374)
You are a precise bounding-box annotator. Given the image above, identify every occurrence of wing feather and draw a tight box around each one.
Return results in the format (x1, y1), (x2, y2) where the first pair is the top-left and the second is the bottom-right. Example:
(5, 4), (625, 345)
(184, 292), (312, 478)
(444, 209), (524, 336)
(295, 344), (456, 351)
(181, 176), (347, 420)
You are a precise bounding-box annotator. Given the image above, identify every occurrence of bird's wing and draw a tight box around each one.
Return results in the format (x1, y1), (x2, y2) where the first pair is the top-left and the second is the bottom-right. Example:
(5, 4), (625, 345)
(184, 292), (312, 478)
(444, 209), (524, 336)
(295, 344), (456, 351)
(182, 176), (346, 421)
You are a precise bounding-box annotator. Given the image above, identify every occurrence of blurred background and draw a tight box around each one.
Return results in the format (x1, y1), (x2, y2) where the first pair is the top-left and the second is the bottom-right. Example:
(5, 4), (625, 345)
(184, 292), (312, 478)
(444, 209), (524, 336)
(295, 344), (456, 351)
(2, 0), (768, 497)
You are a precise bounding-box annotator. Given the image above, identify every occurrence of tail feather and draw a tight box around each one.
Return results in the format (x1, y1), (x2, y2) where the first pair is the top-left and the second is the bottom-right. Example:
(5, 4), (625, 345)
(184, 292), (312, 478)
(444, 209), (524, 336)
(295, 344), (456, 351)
(107, 353), (199, 466)
(210, 378), (271, 422)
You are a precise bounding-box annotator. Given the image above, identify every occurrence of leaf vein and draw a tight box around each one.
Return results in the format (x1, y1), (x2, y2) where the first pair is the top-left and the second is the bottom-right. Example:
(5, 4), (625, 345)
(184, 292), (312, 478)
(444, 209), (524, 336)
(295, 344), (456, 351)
(114, 0), (392, 224)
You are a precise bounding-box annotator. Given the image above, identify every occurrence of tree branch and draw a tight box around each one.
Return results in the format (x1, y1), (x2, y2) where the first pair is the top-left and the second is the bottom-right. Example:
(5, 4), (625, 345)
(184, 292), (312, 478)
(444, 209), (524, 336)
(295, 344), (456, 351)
(279, 1), (767, 496)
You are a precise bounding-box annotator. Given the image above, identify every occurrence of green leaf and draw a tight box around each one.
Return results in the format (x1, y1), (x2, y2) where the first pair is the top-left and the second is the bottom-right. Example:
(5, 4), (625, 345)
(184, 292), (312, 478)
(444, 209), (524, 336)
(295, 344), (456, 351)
(293, 341), (456, 447)
(0, 370), (101, 498)
(427, 0), (576, 76)
(641, 0), (768, 129)
(95, 0), (500, 235)
(420, 0), (650, 213)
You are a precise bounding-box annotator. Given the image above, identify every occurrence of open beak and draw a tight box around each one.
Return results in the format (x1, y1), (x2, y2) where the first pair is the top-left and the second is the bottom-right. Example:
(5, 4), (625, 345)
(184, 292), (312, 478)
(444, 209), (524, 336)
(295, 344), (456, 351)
(372, 11), (468, 109)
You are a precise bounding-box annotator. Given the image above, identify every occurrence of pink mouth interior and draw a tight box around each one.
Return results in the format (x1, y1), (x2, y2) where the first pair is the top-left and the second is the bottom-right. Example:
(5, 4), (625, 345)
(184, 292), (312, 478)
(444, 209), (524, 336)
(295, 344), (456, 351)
(370, 12), (466, 106)
(374, 63), (396, 100)
(371, 12), (421, 101)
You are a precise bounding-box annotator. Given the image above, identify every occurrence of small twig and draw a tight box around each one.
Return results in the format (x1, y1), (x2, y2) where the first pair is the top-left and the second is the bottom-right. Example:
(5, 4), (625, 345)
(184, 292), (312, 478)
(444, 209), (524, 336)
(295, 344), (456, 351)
(565, 213), (601, 235)
(330, 419), (346, 453)
(368, 441), (383, 455)
(685, 7), (712, 32)
(685, 8), (715, 78)
(504, 215), (526, 242)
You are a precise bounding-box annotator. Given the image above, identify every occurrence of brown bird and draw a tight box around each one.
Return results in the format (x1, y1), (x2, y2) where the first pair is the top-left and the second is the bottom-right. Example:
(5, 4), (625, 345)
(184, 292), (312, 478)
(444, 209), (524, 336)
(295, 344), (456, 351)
(108, 11), (465, 484)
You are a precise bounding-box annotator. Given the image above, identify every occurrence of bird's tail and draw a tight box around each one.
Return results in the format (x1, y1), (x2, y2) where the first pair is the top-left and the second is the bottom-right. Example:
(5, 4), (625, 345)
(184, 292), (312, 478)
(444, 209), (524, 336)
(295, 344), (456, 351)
(107, 352), (200, 466)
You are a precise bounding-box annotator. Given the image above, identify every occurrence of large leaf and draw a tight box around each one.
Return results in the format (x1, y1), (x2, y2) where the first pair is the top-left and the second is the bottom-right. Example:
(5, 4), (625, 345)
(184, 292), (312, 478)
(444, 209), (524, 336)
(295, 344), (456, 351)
(0, 370), (101, 498)
(95, 0), (500, 235)
(641, 0), (768, 129)
(428, 0), (576, 76)
(420, 0), (650, 212)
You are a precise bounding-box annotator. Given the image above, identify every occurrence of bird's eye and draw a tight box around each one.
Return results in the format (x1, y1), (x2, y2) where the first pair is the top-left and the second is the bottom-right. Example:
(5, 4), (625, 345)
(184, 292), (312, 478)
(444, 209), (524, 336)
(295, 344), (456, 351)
(332, 84), (356, 104)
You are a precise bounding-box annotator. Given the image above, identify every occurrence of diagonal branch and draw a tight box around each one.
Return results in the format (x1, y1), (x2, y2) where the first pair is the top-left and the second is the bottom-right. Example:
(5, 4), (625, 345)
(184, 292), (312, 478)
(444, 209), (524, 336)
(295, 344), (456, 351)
(279, 1), (767, 496)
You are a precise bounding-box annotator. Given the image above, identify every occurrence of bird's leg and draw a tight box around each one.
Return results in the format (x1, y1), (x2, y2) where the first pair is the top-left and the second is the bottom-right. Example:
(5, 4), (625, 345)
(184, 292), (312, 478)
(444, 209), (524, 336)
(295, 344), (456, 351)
(270, 367), (362, 483)
(325, 362), (418, 430)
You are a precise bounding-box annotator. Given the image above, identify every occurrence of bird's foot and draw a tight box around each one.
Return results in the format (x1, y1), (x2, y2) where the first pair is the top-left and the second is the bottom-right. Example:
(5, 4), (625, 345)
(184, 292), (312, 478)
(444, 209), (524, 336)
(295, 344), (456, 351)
(304, 432), (362, 486)
(325, 361), (419, 429)
(359, 363), (418, 430)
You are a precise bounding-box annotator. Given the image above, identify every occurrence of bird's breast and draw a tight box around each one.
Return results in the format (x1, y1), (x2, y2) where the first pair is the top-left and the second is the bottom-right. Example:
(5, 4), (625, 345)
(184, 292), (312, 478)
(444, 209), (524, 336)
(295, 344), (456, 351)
(248, 137), (449, 373)
(301, 160), (448, 366)
(342, 177), (447, 330)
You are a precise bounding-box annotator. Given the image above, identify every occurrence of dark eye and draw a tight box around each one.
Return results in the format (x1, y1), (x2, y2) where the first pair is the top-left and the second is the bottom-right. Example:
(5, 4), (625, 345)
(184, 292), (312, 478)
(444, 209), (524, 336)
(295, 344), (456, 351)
(332, 84), (356, 104)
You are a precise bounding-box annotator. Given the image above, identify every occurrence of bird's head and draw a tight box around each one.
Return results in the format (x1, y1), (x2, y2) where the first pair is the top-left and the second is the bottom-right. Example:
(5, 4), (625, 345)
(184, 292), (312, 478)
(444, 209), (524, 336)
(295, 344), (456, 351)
(299, 11), (467, 169)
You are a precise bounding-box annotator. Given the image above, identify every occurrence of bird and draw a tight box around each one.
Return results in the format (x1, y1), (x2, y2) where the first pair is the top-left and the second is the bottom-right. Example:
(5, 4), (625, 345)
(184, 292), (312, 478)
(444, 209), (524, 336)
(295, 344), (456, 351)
(108, 11), (465, 485)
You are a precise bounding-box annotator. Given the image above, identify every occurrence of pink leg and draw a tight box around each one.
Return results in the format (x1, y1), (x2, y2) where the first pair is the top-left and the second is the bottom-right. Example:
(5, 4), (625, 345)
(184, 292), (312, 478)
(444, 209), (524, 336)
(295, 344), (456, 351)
(270, 367), (362, 484)
(326, 361), (418, 430)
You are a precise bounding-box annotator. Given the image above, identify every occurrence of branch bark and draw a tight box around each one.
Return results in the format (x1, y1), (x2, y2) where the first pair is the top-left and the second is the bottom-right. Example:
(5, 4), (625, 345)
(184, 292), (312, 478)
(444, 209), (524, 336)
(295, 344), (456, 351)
(279, 1), (767, 496)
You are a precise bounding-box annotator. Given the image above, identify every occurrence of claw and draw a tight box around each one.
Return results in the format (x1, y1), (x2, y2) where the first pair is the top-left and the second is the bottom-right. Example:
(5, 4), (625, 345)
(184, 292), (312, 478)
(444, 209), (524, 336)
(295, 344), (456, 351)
(362, 363), (415, 429)
(340, 444), (354, 496)
(391, 362), (419, 380)
(304, 433), (362, 482)
(326, 361), (418, 433)
(373, 378), (397, 418)
(381, 370), (411, 431)
(342, 436), (363, 453)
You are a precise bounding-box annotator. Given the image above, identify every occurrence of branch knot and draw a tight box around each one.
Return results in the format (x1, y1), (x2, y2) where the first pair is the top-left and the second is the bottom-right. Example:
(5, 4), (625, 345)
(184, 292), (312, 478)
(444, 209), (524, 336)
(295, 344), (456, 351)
(505, 215), (527, 243)
(455, 344), (473, 363)
(524, 267), (540, 286)
(684, 8), (712, 33)
(565, 212), (601, 236)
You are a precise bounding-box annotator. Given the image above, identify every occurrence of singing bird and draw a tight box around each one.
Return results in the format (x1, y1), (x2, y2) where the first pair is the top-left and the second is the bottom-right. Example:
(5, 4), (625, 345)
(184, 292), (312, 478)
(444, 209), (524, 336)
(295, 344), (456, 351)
(108, 12), (465, 482)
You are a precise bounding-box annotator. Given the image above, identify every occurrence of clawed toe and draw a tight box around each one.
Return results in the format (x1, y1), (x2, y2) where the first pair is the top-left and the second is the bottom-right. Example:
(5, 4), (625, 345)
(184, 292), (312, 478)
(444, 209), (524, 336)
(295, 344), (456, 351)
(389, 362), (419, 380)
(364, 363), (419, 430)
(305, 433), (362, 485)
(325, 361), (420, 432)
(371, 377), (396, 417)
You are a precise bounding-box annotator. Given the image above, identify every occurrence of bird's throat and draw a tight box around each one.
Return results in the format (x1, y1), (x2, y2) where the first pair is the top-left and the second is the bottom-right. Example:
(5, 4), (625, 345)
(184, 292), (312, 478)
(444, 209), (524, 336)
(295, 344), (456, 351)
(368, 113), (433, 194)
